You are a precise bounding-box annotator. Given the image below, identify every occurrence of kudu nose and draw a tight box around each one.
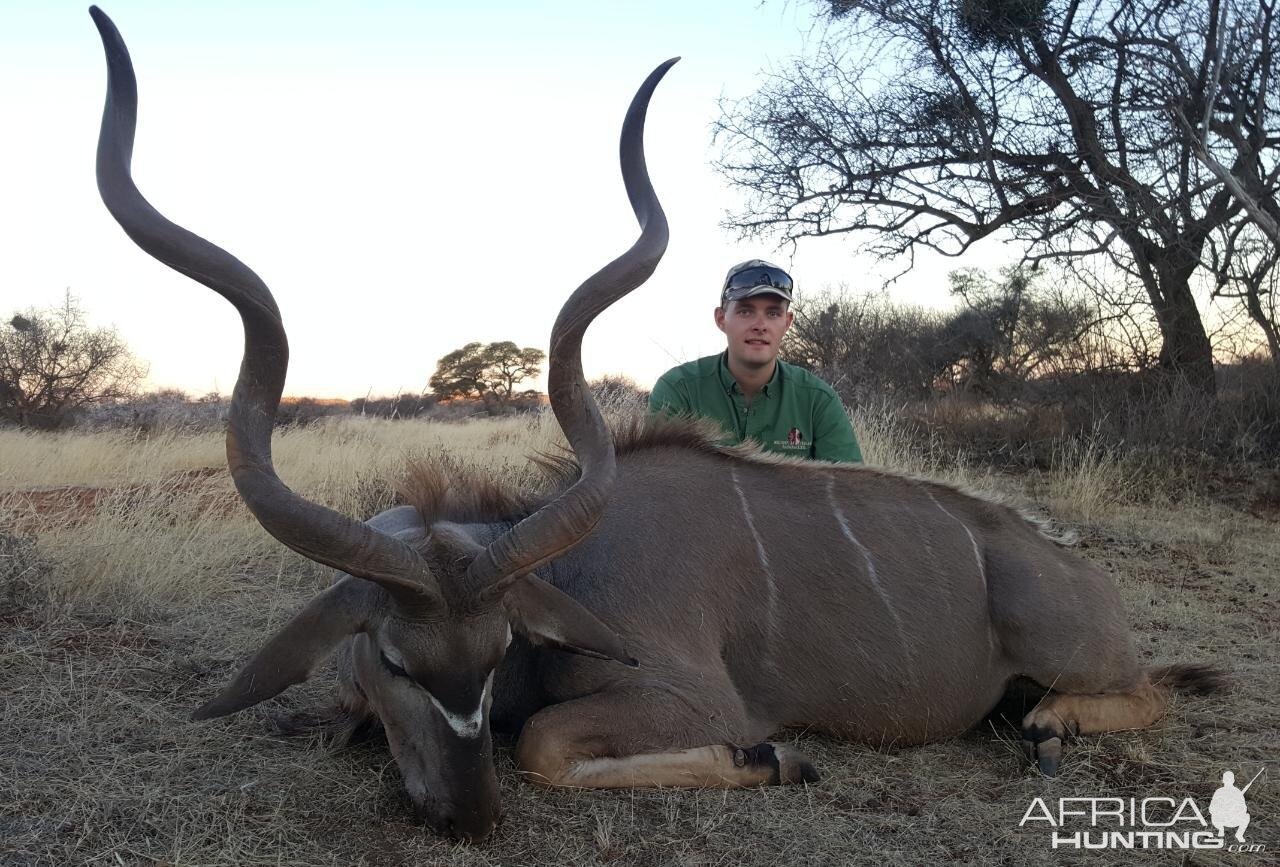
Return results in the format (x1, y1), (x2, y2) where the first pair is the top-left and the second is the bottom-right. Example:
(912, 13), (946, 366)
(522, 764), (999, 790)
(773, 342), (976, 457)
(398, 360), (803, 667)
(443, 807), (498, 843)
(422, 801), (499, 842)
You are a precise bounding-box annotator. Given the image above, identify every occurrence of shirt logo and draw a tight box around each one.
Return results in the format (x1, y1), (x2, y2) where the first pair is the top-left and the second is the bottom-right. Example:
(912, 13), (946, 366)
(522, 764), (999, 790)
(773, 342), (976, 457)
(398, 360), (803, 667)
(772, 427), (806, 450)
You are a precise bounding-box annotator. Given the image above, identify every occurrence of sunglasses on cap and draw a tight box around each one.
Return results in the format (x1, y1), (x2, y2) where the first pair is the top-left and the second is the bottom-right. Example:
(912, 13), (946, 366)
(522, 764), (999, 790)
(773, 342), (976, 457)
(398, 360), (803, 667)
(721, 264), (794, 305)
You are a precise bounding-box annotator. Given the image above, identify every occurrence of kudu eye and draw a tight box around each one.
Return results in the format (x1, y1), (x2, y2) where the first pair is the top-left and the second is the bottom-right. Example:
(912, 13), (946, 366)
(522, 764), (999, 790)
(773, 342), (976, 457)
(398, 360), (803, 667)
(379, 650), (410, 680)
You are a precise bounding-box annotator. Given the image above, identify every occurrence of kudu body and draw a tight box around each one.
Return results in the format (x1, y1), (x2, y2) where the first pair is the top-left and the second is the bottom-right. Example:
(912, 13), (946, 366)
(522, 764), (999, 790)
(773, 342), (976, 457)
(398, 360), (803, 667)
(91, 6), (1222, 842)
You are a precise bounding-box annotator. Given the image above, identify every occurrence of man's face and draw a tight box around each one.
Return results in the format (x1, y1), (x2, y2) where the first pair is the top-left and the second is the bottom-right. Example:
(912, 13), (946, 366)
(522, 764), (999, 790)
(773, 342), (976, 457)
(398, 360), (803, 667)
(714, 295), (794, 371)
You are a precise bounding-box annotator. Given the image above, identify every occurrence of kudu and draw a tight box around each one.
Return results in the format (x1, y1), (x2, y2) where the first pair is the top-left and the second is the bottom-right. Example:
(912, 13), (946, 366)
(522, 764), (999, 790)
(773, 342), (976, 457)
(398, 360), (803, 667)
(91, 6), (1223, 842)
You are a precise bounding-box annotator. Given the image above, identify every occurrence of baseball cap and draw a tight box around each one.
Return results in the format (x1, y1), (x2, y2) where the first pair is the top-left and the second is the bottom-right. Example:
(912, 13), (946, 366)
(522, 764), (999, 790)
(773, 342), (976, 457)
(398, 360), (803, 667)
(721, 259), (794, 305)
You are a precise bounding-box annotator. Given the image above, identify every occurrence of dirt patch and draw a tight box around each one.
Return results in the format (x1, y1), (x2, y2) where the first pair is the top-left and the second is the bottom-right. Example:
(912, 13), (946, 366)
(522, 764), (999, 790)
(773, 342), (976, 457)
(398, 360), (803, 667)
(0, 467), (234, 533)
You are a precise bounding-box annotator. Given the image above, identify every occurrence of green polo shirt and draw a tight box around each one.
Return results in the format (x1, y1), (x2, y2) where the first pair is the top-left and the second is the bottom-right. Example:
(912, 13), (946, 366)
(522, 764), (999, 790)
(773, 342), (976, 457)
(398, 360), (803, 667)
(648, 353), (862, 463)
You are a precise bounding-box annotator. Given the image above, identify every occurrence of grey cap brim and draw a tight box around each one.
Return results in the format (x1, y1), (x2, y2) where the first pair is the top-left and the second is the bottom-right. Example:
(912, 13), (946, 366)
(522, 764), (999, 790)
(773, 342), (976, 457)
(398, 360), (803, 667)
(722, 285), (793, 304)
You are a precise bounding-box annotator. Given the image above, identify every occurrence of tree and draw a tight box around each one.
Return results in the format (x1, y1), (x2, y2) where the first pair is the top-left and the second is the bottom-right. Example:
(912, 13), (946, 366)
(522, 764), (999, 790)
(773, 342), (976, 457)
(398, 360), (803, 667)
(1175, 0), (1280, 362)
(482, 341), (546, 398)
(428, 342), (489, 398)
(427, 341), (545, 400)
(943, 266), (1095, 390)
(0, 293), (146, 428)
(716, 0), (1280, 393)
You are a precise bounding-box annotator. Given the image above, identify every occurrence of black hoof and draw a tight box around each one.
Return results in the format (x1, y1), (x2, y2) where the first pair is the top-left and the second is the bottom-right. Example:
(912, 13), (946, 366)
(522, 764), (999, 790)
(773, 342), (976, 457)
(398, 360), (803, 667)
(1021, 724), (1064, 777)
(735, 742), (819, 785)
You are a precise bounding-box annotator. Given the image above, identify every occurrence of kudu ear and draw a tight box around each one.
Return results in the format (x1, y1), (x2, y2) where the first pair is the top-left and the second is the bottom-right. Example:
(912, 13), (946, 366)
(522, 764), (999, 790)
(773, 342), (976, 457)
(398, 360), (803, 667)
(503, 576), (639, 668)
(192, 578), (374, 721)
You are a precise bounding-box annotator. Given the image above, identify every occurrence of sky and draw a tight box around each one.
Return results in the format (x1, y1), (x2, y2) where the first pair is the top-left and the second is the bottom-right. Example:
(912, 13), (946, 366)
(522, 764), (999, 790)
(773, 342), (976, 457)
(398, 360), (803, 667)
(2, 0), (1011, 398)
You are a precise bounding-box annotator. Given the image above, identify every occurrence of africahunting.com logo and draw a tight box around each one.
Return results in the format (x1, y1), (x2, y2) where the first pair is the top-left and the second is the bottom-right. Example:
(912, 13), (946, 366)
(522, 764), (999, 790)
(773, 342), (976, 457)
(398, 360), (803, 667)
(1019, 766), (1267, 852)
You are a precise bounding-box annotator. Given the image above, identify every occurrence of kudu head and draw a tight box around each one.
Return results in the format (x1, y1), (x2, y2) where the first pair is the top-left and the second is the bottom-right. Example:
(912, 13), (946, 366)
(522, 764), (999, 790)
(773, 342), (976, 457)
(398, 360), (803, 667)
(90, 6), (673, 840)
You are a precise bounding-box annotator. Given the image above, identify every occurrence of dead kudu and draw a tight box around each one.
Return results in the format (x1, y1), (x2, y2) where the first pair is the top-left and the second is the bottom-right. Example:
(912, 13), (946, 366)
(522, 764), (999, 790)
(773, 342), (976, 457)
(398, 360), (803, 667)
(91, 7), (1224, 842)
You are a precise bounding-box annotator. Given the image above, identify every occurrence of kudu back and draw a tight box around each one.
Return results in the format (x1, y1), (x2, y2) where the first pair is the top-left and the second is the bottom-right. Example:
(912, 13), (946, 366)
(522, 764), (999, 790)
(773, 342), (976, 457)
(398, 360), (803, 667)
(90, 6), (1224, 843)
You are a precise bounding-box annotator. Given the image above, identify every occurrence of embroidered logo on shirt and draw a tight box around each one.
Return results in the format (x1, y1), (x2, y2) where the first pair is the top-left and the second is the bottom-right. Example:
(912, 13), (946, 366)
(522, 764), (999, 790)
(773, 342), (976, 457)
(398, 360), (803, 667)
(772, 427), (806, 450)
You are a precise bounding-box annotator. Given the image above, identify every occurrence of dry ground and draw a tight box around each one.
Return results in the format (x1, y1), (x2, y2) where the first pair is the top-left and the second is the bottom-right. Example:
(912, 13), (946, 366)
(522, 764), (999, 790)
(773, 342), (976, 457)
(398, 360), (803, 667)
(1, 412), (1276, 866)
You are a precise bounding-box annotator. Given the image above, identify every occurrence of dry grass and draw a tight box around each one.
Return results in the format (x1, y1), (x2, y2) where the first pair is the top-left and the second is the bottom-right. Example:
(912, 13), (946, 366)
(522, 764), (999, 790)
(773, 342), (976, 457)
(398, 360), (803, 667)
(0, 415), (558, 490)
(1041, 432), (1134, 524)
(0, 416), (565, 612)
(2, 409), (1276, 865)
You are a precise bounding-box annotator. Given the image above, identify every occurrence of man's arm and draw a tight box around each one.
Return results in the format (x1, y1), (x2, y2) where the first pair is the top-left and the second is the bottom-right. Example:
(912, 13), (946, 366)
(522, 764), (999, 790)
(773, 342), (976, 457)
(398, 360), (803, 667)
(811, 391), (862, 464)
(648, 374), (690, 416)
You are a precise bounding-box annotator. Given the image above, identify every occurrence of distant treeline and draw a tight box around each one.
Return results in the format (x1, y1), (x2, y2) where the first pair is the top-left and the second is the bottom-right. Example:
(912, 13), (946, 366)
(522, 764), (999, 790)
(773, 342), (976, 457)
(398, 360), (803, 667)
(62, 389), (559, 434)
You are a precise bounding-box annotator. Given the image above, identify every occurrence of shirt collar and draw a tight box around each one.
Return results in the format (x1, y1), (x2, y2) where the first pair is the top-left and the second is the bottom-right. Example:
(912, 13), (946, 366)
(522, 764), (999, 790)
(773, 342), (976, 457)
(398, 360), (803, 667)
(717, 351), (781, 398)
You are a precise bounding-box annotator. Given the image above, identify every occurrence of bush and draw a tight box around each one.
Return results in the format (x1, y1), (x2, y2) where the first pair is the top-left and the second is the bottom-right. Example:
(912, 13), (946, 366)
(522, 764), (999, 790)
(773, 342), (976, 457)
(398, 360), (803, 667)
(80, 389), (229, 433)
(786, 271), (1153, 406)
(274, 398), (349, 427)
(874, 362), (1280, 504)
(350, 393), (439, 419)
(591, 375), (649, 415)
(0, 525), (49, 616)
(783, 289), (952, 402)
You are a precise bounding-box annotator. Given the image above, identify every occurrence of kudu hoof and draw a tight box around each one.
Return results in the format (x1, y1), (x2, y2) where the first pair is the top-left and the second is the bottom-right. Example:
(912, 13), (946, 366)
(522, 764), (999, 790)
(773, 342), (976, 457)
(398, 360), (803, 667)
(738, 742), (821, 785)
(1020, 723), (1063, 777)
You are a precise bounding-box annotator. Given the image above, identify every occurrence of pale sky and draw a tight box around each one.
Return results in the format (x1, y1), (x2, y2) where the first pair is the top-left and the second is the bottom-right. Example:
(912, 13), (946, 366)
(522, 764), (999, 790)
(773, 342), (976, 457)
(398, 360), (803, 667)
(2, 0), (1008, 398)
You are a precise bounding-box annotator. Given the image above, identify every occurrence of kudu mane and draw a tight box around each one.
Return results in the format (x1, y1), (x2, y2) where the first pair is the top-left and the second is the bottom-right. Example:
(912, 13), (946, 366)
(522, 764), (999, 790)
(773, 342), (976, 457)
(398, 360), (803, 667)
(399, 413), (1073, 546)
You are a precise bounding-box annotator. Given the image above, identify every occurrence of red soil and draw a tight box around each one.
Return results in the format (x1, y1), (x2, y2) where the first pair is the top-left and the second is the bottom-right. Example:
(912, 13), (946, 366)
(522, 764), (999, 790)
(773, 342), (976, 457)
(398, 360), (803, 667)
(0, 467), (239, 533)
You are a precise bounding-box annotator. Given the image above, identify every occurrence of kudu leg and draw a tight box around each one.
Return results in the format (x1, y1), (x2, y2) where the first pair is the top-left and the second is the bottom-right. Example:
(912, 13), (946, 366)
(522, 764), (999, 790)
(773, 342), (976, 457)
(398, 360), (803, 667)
(515, 689), (818, 789)
(1019, 677), (1167, 777)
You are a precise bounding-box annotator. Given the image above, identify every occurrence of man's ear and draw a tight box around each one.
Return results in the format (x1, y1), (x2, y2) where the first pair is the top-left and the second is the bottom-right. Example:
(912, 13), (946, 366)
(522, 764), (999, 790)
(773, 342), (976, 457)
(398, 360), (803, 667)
(714, 305), (727, 333)
(503, 575), (639, 667)
(192, 578), (375, 721)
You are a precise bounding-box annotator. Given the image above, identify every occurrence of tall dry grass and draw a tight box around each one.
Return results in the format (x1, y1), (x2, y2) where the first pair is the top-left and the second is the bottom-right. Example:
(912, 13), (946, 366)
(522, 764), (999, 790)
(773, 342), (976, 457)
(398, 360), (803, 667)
(1042, 430), (1134, 524)
(852, 399), (988, 485)
(0, 414), (559, 491)
(0, 415), (570, 612)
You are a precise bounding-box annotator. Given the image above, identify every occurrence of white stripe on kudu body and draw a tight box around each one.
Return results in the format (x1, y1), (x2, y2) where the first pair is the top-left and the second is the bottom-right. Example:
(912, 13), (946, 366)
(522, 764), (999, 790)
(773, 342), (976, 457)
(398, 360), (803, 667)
(922, 489), (997, 655)
(826, 474), (915, 676)
(825, 477), (908, 629)
(825, 475), (889, 602)
(731, 469), (779, 643)
(731, 469), (772, 573)
(924, 489), (986, 588)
